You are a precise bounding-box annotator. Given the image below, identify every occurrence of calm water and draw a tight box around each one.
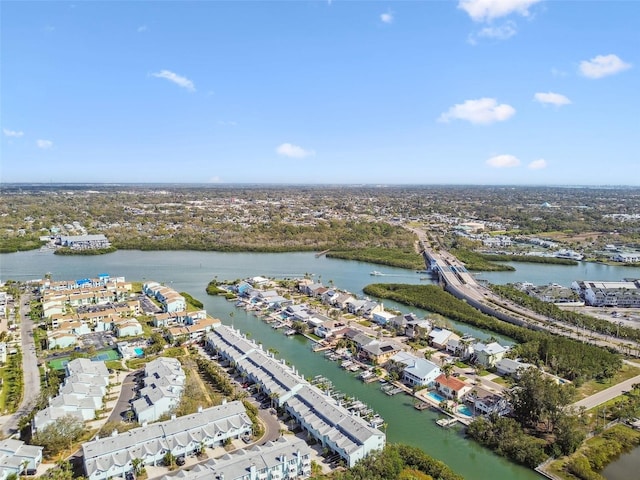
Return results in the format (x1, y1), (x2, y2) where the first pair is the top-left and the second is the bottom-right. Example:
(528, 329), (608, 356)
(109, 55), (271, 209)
(3, 249), (639, 479)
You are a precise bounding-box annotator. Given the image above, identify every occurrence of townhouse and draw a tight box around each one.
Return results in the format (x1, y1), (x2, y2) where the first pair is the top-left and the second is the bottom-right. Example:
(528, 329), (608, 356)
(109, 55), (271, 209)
(133, 357), (186, 424)
(205, 325), (385, 467)
(82, 401), (252, 480)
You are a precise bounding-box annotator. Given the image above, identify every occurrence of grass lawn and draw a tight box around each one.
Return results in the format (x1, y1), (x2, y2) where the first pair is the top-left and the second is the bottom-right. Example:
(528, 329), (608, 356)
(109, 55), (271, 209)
(576, 364), (640, 400)
(490, 376), (511, 387)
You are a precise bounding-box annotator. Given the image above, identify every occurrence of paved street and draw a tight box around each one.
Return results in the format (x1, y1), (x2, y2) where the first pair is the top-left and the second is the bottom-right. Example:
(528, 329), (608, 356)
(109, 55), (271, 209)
(2, 292), (41, 436)
(572, 371), (640, 411)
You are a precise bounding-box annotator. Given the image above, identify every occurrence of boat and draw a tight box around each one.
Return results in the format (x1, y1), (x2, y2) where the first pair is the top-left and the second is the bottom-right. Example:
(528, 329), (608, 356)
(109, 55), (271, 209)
(436, 417), (458, 428)
(370, 271), (383, 276)
(284, 329), (296, 336)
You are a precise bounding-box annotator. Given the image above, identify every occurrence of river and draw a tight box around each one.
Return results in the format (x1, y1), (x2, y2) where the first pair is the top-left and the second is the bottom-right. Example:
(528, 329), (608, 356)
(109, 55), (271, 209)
(2, 249), (639, 479)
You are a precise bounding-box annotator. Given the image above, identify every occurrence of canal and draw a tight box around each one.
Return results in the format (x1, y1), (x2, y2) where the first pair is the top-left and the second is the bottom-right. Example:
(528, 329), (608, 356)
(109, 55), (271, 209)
(2, 249), (640, 479)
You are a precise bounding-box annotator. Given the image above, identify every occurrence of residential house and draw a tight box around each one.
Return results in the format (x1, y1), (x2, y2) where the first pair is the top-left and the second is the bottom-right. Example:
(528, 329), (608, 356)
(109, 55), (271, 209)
(428, 328), (454, 349)
(359, 340), (404, 365)
(472, 342), (508, 367)
(47, 331), (78, 349)
(114, 318), (143, 338)
(466, 387), (510, 416)
(372, 310), (396, 325)
(389, 352), (441, 387)
(434, 374), (472, 401)
(445, 335), (474, 359)
(495, 358), (535, 378)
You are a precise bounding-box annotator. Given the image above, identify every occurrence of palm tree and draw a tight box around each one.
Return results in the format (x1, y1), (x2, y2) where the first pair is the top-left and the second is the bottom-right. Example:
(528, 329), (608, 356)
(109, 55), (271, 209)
(131, 458), (144, 477)
(442, 362), (454, 379)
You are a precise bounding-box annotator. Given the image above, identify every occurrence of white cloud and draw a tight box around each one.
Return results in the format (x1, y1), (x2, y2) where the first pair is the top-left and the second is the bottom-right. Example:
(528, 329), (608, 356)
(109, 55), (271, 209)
(579, 54), (631, 79)
(534, 92), (571, 106)
(380, 12), (394, 24)
(458, 0), (542, 22)
(276, 143), (315, 159)
(137, 25), (148, 33)
(3, 129), (24, 137)
(36, 139), (53, 149)
(476, 21), (517, 40)
(486, 154), (520, 168)
(438, 98), (516, 125)
(528, 158), (547, 169)
(151, 70), (196, 91)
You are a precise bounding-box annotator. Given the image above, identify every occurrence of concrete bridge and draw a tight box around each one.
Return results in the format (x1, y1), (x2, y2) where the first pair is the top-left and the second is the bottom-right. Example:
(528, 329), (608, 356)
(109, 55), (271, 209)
(411, 227), (640, 357)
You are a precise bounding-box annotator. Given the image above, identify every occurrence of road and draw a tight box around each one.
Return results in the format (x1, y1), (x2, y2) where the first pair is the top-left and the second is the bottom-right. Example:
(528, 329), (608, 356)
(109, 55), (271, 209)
(572, 371), (640, 411)
(407, 226), (640, 357)
(2, 292), (42, 436)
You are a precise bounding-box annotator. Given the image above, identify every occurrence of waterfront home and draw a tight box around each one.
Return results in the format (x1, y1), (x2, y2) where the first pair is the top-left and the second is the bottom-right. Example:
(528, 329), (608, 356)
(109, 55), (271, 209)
(205, 325), (386, 468)
(82, 401), (252, 480)
(314, 320), (347, 338)
(495, 358), (535, 378)
(360, 301), (384, 318)
(372, 309), (396, 325)
(157, 437), (313, 480)
(389, 352), (441, 387)
(434, 374), (472, 401)
(613, 252), (640, 263)
(466, 387), (509, 416)
(428, 328), (454, 349)
(405, 318), (432, 339)
(389, 312), (420, 333)
(0, 439), (43, 477)
(152, 310), (207, 328)
(472, 342), (508, 367)
(332, 293), (355, 310)
(359, 340), (404, 365)
(285, 385), (386, 468)
(142, 282), (187, 313)
(321, 289), (339, 305)
(57, 234), (111, 250)
(133, 357), (185, 424)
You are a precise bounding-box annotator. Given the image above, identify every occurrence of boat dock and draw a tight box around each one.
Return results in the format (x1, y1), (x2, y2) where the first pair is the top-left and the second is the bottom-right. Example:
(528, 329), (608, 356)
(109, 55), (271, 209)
(436, 417), (458, 428)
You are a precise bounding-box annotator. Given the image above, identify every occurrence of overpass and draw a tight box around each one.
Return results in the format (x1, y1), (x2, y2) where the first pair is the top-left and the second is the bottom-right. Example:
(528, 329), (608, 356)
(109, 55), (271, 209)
(412, 228), (639, 357)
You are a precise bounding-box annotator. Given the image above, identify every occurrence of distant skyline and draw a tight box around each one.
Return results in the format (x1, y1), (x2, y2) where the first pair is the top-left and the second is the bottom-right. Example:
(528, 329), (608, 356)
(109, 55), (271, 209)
(2, 1), (638, 185)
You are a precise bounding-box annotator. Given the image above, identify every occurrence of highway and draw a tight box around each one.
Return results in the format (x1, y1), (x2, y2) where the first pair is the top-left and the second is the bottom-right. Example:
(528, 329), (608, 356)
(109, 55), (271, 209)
(407, 226), (640, 357)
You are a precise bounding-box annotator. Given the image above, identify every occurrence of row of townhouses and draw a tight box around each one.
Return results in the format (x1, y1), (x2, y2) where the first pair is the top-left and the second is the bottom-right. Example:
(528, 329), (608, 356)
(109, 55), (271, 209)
(0, 439), (43, 480)
(32, 358), (110, 433)
(158, 436), (312, 480)
(572, 280), (640, 307)
(82, 401), (253, 480)
(143, 282), (187, 313)
(205, 324), (386, 468)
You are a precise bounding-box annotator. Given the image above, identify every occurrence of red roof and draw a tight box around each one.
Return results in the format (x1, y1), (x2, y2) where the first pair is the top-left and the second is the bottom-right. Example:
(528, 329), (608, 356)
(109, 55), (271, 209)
(435, 373), (468, 391)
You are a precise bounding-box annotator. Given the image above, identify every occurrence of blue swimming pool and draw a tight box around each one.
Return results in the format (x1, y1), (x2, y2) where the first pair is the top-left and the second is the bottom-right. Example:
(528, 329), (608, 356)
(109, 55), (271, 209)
(134, 347), (144, 356)
(427, 391), (445, 403)
(458, 405), (473, 417)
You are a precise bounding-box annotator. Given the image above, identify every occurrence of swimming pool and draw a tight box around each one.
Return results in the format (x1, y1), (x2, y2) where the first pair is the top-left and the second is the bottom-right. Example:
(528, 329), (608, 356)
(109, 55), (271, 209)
(427, 391), (446, 403)
(134, 347), (144, 356)
(458, 405), (473, 417)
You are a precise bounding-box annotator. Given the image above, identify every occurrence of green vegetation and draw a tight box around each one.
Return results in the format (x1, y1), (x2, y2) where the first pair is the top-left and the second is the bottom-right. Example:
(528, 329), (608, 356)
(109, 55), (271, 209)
(468, 369), (585, 468)
(450, 247), (515, 271)
(565, 425), (640, 480)
(31, 414), (85, 457)
(205, 280), (227, 295)
(3, 350), (23, 413)
(482, 254), (579, 265)
(0, 234), (45, 253)
(196, 357), (236, 397)
(491, 284), (640, 343)
(54, 246), (117, 255)
(327, 247), (424, 270)
(181, 291), (203, 309)
(242, 399), (265, 438)
(363, 284), (622, 383)
(313, 444), (463, 480)
(467, 415), (548, 468)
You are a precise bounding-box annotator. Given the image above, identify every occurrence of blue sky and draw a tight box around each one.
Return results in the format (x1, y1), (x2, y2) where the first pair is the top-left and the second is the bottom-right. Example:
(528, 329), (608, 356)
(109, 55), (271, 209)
(1, 1), (638, 185)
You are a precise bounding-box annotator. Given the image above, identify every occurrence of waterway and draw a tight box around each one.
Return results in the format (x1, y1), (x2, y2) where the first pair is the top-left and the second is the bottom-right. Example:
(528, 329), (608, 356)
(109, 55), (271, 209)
(2, 249), (640, 478)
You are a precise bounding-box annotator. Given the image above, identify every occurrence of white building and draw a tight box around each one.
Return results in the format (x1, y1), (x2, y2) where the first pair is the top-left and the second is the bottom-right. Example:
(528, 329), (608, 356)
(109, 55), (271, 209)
(389, 352), (441, 387)
(83, 401), (252, 480)
(133, 357), (185, 424)
(0, 439), (43, 477)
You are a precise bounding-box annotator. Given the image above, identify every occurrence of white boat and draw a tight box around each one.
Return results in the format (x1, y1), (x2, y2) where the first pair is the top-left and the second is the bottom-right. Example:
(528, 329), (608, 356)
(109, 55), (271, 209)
(370, 271), (383, 276)
(284, 329), (296, 336)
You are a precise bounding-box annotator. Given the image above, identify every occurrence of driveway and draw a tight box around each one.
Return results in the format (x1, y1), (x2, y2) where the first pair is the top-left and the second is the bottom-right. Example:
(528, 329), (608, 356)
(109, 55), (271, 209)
(107, 370), (140, 423)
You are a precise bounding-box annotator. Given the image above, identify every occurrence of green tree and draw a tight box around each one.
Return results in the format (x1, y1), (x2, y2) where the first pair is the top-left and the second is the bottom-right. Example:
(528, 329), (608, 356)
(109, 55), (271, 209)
(32, 415), (84, 456)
